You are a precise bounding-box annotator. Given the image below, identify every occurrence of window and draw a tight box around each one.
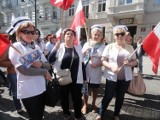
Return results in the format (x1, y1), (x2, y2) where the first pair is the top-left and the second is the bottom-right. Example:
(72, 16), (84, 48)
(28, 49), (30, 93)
(44, 8), (49, 20)
(82, 1), (89, 18)
(98, 0), (106, 12)
(83, 5), (89, 18)
(102, 27), (105, 38)
(119, 0), (132, 5)
(69, 5), (74, 16)
(52, 7), (57, 19)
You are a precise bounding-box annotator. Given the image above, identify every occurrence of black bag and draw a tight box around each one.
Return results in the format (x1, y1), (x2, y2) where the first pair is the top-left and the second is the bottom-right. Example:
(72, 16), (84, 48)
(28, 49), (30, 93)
(45, 77), (60, 107)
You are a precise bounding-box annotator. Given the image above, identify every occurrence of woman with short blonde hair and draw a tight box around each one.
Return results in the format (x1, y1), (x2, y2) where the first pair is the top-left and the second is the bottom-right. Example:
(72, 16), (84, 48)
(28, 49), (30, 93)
(96, 25), (137, 120)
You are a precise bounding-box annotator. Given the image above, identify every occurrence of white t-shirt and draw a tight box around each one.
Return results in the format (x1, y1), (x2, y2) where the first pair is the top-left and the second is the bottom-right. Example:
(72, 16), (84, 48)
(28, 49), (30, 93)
(46, 42), (55, 53)
(9, 42), (47, 99)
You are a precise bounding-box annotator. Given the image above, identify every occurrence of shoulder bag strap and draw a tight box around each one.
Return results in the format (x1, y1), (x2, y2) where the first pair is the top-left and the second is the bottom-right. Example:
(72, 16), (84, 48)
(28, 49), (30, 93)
(69, 48), (74, 69)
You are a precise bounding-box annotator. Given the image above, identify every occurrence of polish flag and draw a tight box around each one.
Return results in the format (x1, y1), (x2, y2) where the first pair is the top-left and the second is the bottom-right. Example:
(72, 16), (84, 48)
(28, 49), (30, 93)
(56, 28), (62, 40)
(143, 22), (160, 74)
(0, 34), (10, 56)
(50, 0), (74, 10)
(70, 0), (86, 45)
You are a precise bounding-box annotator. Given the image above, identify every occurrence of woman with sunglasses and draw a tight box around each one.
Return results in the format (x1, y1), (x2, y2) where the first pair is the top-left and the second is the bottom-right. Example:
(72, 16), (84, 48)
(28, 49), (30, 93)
(48, 28), (86, 120)
(96, 25), (137, 120)
(8, 17), (52, 120)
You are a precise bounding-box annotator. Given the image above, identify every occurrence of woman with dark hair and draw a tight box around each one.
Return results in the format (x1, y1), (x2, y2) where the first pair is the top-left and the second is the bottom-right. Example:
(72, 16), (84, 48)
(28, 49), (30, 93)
(46, 34), (57, 55)
(48, 28), (86, 120)
(34, 29), (48, 56)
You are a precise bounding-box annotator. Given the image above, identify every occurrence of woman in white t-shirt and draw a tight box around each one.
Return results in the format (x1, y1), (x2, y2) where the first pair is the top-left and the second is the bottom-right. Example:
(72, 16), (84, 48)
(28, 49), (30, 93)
(82, 25), (105, 114)
(96, 25), (137, 120)
(8, 17), (52, 120)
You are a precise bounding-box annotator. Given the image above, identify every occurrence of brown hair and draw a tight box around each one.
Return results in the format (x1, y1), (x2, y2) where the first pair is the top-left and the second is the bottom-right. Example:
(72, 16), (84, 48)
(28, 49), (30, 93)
(16, 22), (35, 41)
(63, 28), (76, 37)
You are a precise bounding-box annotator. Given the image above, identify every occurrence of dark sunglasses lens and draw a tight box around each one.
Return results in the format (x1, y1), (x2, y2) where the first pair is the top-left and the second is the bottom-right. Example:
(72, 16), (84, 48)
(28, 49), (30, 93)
(21, 30), (35, 35)
(115, 32), (125, 36)
(121, 33), (125, 36)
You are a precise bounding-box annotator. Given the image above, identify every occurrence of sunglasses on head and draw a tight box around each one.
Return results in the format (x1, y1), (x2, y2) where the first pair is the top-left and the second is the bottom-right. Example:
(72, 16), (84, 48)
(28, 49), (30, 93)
(115, 32), (125, 37)
(21, 30), (35, 35)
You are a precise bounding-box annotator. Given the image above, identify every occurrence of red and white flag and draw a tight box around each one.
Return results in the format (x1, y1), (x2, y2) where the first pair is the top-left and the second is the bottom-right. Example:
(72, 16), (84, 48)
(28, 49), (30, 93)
(50, 0), (74, 10)
(56, 28), (62, 40)
(70, 0), (86, 45)
(143, 22), (160, 74)
(0, 34), (10, 56)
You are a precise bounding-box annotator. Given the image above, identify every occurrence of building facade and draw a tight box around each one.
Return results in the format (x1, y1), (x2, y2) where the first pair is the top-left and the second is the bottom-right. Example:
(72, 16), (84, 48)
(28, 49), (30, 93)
(0, 0), (160, 43)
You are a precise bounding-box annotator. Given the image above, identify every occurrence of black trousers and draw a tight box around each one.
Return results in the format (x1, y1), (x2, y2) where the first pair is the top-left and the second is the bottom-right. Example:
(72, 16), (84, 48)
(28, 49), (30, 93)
(99, 80), (130, 118)
(60, 83), (82, 119)
(22, 92), (45, 120)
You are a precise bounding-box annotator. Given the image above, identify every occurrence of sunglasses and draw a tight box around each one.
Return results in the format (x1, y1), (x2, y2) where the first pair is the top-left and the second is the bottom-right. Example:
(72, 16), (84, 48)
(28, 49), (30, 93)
(21, 30), (35, 35)
(115, 32), (125, 37)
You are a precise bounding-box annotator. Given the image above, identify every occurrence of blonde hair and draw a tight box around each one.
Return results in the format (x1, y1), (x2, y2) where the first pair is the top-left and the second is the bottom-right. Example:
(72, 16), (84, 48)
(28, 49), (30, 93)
(113, 28), (126, 34)
(91, 28), (103, 36)
(16, 22), (35, 41)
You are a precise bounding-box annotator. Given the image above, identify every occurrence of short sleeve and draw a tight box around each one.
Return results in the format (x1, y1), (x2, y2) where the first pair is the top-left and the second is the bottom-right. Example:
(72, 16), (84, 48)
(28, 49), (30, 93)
(9, 44), (22, 69)
(102, 45), (110, 58)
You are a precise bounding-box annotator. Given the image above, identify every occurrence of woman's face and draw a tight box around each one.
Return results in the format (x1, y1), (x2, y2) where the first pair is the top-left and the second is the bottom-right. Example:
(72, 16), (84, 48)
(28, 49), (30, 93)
(114, 29), (126, 43)
(19, 26), (35, 43)
(92, 30), (103, 42)
(125, 34), (132, 45)
(34, 30), (40, 40)
(50, 37), (57, 44)
(64, 31), (75, 42)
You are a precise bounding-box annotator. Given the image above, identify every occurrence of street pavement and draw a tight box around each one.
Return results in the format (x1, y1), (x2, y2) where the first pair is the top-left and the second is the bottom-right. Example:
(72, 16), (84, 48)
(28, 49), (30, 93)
(0, 56), (160, 120)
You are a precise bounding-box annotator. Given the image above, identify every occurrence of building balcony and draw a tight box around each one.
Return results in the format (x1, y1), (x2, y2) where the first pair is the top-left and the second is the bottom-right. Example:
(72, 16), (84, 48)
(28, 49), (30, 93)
(108, 2), (144, 17)
(107, 1), (145, 25)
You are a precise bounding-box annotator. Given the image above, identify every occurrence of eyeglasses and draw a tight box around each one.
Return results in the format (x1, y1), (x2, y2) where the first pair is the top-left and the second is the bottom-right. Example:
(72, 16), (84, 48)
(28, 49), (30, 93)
(21, 30), (35, 35)
(115, 32), (125, 37)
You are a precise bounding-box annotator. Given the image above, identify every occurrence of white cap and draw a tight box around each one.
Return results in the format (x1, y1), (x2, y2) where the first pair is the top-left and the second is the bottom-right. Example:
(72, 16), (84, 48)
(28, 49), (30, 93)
(6, 16), (33, 35)
(91, 24), (103, 31)
(113, 25), (128, 32)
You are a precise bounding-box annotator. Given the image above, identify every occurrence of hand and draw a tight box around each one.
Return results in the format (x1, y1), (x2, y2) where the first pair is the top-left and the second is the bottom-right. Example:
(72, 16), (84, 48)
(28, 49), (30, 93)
(54, 42), (60, 51)
(110, 66), (119, 73)
(44, 71), (52, 81)
(31, 61), (42, 68)
(123, 60), (130, 66)
(83, 47), (91, 55)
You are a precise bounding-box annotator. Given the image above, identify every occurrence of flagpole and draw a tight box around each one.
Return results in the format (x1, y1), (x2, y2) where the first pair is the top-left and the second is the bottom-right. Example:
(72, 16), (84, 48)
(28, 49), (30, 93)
(60, 9), (64, 43)
(84, 23), (90, 46)
(10, 44), (22, 55)
(118, 43), (143, 71)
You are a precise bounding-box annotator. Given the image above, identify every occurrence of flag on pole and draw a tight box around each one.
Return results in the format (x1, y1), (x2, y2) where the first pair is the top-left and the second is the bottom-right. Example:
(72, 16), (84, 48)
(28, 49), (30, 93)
(70, 0), (86, 45)
(56, 28), (62, 40)
(50, 0), (74, 10)
(0, 34), (10, 56)
(143, 22), (160, 74)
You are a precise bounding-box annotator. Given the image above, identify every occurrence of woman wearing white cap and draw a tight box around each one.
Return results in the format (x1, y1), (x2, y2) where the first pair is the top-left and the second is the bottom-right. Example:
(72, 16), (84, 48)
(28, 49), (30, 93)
(96, 25), (137, 120)
(8, 17), (52, 120)
(82, 25), (105, 114)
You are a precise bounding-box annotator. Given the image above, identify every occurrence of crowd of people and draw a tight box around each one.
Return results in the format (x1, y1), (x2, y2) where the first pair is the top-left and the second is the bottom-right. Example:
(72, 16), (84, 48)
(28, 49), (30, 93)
(0, 16), (146, 120)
